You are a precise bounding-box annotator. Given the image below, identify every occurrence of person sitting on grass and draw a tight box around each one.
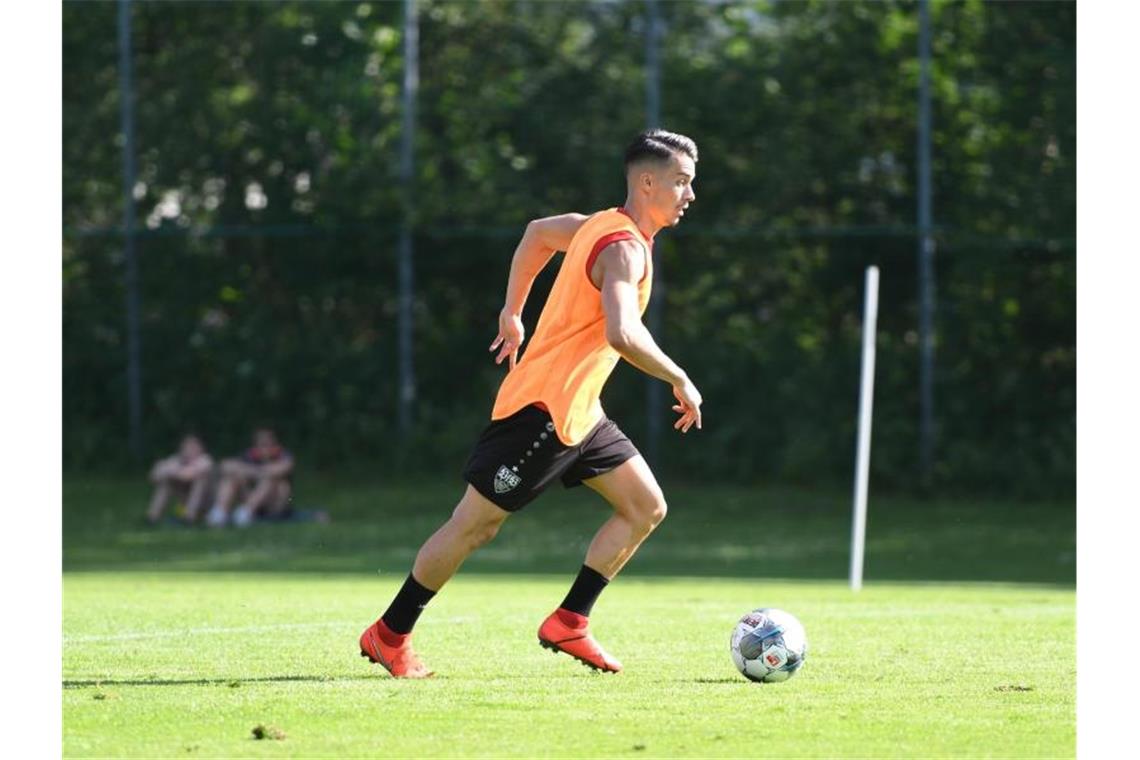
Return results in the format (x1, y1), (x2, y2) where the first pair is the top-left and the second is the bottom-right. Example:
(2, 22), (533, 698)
(146, 433), (215, 525)
(205, 427), (295, 528)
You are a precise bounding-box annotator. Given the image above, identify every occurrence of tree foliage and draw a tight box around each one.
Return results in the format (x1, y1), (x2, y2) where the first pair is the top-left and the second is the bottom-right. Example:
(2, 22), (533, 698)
(63, 1), (1075, 497)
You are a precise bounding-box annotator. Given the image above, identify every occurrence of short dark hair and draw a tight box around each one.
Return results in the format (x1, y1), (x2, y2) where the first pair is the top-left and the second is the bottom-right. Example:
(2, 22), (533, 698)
(624, 129), (699, 170)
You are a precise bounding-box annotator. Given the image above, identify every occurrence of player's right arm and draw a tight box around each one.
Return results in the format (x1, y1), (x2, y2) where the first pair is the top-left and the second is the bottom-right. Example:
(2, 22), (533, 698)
(598, 240), (703, 433)
(491, 212), (588, 369)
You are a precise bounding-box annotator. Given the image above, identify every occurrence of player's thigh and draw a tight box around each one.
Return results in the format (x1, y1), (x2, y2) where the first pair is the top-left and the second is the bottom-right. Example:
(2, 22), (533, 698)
(450, 485), (512, 535)
(581, 455), (666, 521)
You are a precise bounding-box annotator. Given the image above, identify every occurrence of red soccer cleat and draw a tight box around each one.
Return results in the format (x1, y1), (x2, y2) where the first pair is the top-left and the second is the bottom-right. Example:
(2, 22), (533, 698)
(359, 619), (434, 679)
(538, 609), (623, 673)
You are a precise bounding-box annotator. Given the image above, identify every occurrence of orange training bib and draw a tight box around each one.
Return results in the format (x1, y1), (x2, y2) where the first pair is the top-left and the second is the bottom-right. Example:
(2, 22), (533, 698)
(491, 207), (654, 445)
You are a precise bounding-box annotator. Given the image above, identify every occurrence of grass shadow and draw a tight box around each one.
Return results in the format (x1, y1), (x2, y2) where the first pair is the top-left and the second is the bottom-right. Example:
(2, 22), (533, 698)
(64, 674), (378, 689)
(687, 677), (746, 685)
(63, 476), (1075, 585)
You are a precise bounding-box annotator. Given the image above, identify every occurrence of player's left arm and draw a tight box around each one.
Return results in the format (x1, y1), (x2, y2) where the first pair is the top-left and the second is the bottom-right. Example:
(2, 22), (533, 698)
(491, 212), (588, 369)
(599, 241), (703, 433)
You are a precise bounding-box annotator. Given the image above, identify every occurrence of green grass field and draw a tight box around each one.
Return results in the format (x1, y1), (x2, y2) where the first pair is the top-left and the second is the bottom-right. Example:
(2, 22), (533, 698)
(63, 477), (1074, 758)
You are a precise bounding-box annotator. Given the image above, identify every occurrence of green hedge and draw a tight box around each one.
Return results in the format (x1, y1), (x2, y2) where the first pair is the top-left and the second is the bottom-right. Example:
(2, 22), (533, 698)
(63, 1), (1074, 497)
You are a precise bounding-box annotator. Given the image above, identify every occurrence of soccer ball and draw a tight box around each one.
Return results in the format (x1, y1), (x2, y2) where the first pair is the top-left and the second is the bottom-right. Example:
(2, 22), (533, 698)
(729, 608), (808, 683)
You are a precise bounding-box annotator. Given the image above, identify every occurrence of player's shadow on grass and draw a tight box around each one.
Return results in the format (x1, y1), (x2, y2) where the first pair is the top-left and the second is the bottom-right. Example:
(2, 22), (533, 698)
(63, 674), (377, 689)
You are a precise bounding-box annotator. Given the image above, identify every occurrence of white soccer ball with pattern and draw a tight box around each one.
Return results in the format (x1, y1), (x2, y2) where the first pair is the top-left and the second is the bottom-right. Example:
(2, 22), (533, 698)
(729, 608), (808, 683)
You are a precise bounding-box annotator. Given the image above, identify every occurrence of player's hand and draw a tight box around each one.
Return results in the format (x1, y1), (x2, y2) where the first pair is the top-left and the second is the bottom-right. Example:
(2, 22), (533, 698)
(489, 308), (525, 371)
(671, 377), (703, 433)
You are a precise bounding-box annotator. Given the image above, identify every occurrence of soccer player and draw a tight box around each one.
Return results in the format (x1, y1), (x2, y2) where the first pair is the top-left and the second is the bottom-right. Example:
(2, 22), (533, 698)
(205, 427), (295, 528)
(360, 129), (701, 678)
(145, 433), (215, 524)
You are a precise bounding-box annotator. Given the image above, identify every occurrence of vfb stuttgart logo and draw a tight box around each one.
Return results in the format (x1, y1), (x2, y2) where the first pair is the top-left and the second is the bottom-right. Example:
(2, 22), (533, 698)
(494, 465), (522, 494)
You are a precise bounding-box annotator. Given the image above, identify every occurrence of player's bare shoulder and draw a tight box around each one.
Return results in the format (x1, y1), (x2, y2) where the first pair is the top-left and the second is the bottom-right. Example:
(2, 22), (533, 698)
(591, 238), (647, 289)
(528, 212), (590, 252)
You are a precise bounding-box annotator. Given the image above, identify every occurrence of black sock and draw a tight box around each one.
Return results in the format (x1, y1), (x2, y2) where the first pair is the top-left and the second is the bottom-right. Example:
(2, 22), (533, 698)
(559, 564), (610, 617)
(381, 573), (437, 634)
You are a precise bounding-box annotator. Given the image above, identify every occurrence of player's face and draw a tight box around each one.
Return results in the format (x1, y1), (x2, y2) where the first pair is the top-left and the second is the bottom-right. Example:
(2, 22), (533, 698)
(651, 153), (696, 228)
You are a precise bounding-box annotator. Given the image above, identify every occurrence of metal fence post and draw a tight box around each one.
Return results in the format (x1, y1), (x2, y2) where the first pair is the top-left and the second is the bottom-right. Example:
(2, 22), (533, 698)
(118, 0), (142, 459)
(398, 0), (419, 437)
(644, 0), (663, 466)
(917, 0), (936, 485)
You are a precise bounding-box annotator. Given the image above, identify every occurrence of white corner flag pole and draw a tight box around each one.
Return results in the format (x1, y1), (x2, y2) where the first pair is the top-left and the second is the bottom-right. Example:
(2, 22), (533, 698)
(850, 266), (880, 592)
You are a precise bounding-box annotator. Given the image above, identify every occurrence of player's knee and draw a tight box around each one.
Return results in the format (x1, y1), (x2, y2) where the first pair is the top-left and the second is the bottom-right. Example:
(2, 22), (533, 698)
(449, 503), (504, 549)
(631, 493), (667, 536)
(220, 459), (243, 476)
(646, 495), (668, 529)
(466, 519), (501, 549)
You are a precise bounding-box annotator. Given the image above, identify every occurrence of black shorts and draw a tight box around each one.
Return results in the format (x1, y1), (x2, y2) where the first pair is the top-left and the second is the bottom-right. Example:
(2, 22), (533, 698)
(462, 404), (640, 512)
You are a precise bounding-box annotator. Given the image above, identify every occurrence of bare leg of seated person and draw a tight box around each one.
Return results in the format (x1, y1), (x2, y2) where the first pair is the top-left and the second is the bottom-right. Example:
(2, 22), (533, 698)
(146, 458), (179, 524)
(146, 479), (173, 524)
(183, 470), (214, 523)
(207, 461), (258, 527)
(233, 478), (291, 527)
